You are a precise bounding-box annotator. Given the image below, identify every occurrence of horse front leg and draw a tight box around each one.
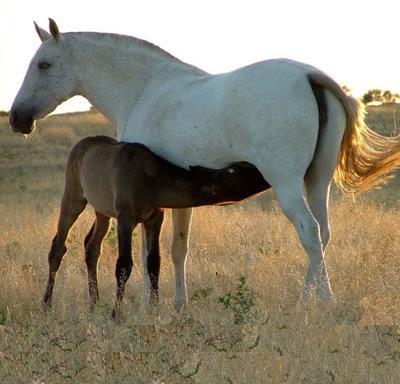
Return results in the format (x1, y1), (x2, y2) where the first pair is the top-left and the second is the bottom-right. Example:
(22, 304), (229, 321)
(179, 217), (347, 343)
(171, 208), (193, 312)
(140, 224), (151, 307)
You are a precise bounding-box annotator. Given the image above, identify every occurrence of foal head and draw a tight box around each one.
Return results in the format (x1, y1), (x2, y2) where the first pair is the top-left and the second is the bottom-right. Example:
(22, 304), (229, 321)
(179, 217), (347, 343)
(190, 162), (271, 203)
(10, 19), (77, 134)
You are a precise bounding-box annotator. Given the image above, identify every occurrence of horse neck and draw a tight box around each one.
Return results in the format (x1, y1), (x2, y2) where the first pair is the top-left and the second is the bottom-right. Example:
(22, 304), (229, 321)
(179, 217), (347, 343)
(68, 33), (204, 130)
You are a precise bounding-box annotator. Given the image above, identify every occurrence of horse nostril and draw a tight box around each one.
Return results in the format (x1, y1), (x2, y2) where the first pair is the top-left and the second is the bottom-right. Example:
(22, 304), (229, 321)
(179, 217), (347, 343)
(8, 106), (35, 134)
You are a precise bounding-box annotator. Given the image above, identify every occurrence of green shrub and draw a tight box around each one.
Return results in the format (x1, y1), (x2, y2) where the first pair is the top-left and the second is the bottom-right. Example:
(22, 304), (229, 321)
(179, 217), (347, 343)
(218, 275), (257, 324)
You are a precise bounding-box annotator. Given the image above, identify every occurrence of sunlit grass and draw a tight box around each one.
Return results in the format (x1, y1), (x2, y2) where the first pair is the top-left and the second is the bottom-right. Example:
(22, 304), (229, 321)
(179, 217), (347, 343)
(1, 108), (400, 382)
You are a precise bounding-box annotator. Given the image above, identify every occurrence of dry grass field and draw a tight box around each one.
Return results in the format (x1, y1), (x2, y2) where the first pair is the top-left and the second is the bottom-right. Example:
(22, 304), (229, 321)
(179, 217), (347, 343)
(1, 105), (400, 383)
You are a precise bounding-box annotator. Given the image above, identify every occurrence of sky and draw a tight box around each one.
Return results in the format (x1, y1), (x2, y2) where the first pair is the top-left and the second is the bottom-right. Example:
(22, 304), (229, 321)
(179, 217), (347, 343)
(1, 0), (400, 114)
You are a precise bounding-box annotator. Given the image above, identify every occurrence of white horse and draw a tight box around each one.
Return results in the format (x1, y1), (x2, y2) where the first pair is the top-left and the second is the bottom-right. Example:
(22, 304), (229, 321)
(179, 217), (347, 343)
(10, 19), (400, 309)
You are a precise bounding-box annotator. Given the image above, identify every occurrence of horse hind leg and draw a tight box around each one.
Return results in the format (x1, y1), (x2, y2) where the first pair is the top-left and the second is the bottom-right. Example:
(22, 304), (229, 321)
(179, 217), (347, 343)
(304, 176), (331, 252)
(304, 85), (345, 252)
(84, 212), (111, 309)
(274, 179), (333, 302)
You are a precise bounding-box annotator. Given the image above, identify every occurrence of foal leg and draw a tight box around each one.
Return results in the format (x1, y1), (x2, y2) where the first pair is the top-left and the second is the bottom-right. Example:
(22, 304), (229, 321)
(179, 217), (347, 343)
(84, 212), (111, 309)
(43, 196), (87, 307)
(141, 210), (165, 306)
(114, 214), (136, 310)
(274, 180), (332, 302)
(171, 208), (193, 312)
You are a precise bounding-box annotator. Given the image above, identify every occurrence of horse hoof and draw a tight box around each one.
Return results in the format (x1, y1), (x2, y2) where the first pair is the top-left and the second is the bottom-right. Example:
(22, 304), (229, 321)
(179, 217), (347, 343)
(316, 290), (334, 304)
(173, 301), (186, 313)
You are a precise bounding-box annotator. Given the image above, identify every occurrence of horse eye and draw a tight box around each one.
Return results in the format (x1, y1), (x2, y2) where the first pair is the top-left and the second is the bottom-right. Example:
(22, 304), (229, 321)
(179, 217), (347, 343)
(38, 62), (51, 70)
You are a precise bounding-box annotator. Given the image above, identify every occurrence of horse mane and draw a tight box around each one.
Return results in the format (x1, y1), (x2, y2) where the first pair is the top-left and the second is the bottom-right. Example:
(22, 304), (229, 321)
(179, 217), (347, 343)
(64, 32), (207, 74)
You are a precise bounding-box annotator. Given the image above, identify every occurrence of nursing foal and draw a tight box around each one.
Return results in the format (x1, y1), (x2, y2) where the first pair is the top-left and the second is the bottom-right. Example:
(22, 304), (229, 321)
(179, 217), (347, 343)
(43, 136), (269, 309)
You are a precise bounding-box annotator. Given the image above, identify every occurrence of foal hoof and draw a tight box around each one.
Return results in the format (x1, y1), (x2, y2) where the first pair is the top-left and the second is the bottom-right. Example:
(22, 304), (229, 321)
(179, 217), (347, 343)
(88, 301), (99, 313)
(111, 306), (124, 322)
(42, 299), (52, 311)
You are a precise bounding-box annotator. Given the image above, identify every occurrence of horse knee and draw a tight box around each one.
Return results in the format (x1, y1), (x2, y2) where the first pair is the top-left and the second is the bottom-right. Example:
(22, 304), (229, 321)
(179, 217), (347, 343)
(147, 251), (160, 285)
(116, 257), (133, 281)
(48, 235), (67, 264)
(278, 193), (322, 253)
(171, 233), (188, 263)
(50, 234), (66, 251)
(299, 219), (322, 255)
(85, 246), (100, 269)
(320, 226), (331, 249)
(84, 224), (95, 249)
(171, 208), (192, 260)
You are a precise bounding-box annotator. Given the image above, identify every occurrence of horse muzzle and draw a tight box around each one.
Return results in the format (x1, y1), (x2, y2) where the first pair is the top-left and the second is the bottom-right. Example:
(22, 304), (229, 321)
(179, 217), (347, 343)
(9, 106), (35, 134)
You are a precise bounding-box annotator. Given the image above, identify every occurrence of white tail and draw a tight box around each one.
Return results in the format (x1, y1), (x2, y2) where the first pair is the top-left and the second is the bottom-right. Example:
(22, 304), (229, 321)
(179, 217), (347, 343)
(309, 72), (400, 193)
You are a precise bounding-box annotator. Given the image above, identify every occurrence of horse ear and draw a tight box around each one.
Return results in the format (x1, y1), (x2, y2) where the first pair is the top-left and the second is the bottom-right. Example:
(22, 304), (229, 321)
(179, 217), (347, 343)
(34, 21), (51, 42)
(48, 18), (60, 42)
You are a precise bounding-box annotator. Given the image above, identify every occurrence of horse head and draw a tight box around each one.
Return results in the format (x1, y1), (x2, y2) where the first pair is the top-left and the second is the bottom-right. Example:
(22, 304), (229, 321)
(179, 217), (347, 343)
(10, 19), (77, 134)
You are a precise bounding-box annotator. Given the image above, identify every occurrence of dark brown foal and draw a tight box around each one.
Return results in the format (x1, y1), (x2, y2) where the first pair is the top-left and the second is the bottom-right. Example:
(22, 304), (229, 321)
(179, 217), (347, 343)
(43, 136), (270, 311)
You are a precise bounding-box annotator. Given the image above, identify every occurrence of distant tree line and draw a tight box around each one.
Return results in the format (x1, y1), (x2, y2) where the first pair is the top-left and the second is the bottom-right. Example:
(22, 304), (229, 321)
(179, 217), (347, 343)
(361, 89), (400, 105)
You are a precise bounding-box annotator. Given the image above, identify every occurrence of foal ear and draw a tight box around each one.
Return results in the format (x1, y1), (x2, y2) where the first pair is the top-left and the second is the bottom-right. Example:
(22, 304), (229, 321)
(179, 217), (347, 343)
(34, 21), (51, 42)
(48, 18), (60, 42)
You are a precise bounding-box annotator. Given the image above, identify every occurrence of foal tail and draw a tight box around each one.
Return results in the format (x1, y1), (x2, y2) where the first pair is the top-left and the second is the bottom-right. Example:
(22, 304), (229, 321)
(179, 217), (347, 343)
(308, 72), (400, 194)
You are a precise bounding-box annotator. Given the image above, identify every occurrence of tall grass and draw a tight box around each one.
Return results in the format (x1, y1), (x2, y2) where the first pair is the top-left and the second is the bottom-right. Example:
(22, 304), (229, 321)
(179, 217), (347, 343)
(1, 108), (400, 383)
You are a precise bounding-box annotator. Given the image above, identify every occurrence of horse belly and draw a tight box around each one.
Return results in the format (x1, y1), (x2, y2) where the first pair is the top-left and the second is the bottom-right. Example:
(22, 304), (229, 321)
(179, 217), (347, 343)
(123, 80), (237, 167)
